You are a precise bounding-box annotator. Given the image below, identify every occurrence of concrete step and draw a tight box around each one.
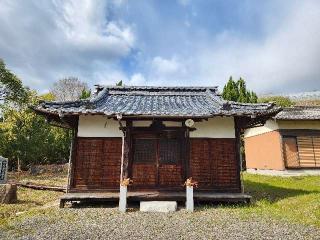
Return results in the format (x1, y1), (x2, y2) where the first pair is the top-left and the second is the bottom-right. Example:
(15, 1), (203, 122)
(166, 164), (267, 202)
(140, 201), (177, 213)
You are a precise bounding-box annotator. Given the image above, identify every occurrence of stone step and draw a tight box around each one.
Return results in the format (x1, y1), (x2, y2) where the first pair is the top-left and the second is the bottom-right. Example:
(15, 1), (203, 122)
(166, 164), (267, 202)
(140, 201), (177, 213)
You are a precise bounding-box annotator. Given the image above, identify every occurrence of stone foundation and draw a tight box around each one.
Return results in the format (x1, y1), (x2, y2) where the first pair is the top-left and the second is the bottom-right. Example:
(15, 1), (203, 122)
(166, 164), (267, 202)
(140, 201), (177, 212)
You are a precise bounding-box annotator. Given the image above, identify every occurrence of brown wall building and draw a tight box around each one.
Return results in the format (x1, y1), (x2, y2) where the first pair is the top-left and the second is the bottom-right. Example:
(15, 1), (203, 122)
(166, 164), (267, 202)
(244, 106), (320, 171)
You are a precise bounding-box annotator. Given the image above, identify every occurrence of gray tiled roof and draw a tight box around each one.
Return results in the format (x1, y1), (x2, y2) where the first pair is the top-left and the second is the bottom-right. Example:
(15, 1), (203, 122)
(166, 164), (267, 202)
(275, 106), (320, 120)
(33, 86), (280, 118)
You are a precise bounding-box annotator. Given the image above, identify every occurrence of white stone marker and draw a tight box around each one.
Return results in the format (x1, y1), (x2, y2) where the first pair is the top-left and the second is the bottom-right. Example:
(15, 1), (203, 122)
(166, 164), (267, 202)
(119, 185), (127, 213)
(140, 201), (177, 213)
(186, 186), (194, 212)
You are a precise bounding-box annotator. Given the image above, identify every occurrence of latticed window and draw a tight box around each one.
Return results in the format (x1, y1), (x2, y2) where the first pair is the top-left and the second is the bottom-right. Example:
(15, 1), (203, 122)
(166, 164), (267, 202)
(159, 138), (180, 164)
(133, 139), (157, 163)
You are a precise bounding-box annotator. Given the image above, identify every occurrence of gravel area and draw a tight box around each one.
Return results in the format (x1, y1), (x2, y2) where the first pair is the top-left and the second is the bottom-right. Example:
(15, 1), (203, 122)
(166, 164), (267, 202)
(1, 205), (319, 240)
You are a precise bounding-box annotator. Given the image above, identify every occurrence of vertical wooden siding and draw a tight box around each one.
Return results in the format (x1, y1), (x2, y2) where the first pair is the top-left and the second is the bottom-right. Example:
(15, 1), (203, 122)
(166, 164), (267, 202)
(190, 138), (240, 192)
(283, 137), (300, 168)
(297, 136), (320, 167)
(313, 137), (320, 167)
(71, 137), (240, 192)
(72, 137), (122, 190)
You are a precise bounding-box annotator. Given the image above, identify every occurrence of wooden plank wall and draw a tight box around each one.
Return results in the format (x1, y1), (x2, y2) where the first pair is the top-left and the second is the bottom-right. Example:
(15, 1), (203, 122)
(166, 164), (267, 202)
(190, 138), (240, 192)
(314, 137), (320, 166)
(72, 137), (122, 191)
(158, 165), (183, 187)
(283, 137), (300, 168)
(71, 137), (240, 192)
(297, 136), (320, 167)
(132, 164), (157, 187)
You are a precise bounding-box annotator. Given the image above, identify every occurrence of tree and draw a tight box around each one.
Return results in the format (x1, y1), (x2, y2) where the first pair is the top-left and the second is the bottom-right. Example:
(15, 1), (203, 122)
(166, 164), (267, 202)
(222, 77), (238, 102)
(222, 76), (258, 103)
(0, 96), (71, 170)
(0, 59), (28, 104)
(0, 60), (72, 170)
(80, 89), (91, 99)
(116, 80), (123, 86)
(258, 96), (294, 107)
(51, 77), (89, 101)
(237, 78), (249, 103)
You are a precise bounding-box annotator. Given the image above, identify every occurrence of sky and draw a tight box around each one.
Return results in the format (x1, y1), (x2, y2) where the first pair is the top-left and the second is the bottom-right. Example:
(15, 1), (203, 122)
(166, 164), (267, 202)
(0, 0), (319, 94)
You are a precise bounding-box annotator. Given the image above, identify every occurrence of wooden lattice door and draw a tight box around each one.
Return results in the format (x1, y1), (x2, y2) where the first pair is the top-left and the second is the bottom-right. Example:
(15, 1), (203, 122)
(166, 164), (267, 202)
(158, 132), (183, 188)
(131, 137), (157, 188)
(131, 131), (185, 189)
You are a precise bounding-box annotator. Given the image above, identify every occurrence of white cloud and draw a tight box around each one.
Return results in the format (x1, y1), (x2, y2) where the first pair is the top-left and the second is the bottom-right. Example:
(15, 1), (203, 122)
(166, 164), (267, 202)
(197, 0), (320, 93)
(141, 1), (320, 93)
(151, 56), (184, 76)
(0, 0), (135, 90)
(128, 73), (146, 85)
(0, 0), (319, 94)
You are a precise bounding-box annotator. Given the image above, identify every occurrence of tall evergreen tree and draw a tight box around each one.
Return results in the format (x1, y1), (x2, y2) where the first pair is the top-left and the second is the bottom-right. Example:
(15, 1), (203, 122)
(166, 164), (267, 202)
(237, 78), (248, 103)
(222, 76), (238, 102)
(116, 80), (123, 86)
(222, 76), (258, 103)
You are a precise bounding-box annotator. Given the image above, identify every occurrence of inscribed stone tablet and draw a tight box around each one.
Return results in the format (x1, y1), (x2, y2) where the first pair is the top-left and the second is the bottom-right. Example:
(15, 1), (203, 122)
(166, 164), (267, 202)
(0, 157), (8, 184)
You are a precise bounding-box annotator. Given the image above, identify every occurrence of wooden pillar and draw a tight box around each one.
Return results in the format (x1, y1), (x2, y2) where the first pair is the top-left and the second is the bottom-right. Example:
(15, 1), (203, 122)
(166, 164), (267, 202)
(119, 119), (132, 213)
(67, 125), (77, 193)
(234, 117), (244, 193)
(123, 120), (132, 180)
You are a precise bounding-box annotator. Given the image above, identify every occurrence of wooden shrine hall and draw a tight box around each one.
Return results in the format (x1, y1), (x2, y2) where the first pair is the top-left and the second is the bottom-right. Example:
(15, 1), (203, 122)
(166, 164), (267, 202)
(32, 86), (280, 206)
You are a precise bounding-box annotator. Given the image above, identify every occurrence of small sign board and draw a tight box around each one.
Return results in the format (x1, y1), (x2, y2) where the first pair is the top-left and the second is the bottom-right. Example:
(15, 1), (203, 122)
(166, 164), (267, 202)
(0, 157), (8, 184)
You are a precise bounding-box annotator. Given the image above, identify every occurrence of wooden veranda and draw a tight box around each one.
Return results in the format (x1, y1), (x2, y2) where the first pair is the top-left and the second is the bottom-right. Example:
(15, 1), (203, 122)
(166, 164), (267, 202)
(59, 191), (251, 208)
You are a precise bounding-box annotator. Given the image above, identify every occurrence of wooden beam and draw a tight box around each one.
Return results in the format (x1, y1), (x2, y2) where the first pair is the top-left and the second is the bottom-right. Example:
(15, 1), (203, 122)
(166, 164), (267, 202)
(123, 120), (132, 179)
(234, 117), (243, 193)
(67, 128), (77, 193)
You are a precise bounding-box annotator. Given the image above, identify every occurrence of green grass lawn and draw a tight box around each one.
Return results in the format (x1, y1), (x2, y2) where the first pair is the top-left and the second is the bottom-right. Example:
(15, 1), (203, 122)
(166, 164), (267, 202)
(0, 172), (66, 227)
(238, 173), (320, 227)
(0, 172), (319, 228)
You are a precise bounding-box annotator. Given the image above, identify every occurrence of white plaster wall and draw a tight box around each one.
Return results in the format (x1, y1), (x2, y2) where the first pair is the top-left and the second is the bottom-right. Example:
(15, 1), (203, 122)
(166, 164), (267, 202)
(163, 121), (182, 127)
(77, 115), (124, 137)
(244, 119), (320, 138)
(244, 120), (279, 138)
(132, 121), (182, 127)
(190, 117), (235, 138)
(278, 120), (320, 130)
(132, 121), (152, 127)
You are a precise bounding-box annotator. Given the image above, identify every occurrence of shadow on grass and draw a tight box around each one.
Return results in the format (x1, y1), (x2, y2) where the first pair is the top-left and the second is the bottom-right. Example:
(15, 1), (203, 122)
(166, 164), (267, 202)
(244, 180), (319, 203)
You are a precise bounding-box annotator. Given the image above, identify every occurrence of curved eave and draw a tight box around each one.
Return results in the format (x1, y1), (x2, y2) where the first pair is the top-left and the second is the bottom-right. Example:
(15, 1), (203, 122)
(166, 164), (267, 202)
(275, 117), (320, 121)
(31, 106), (281, 119)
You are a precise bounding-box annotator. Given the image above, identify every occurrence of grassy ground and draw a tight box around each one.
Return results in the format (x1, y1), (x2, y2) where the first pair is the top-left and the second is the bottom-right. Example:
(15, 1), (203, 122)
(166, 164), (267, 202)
(0, 172), (319, 230)
(238, 173), (320, 227)
(0, 172), (66, 226)
(8, 171), (68, 186)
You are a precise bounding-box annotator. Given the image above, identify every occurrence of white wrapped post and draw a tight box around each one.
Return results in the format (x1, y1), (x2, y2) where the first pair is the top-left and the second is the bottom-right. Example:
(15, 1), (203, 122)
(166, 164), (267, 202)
(119, 178), (132, 213)
(186, 186), (194, 212)
(185, 177), (197, 212)
(119, 185), (127, 213)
